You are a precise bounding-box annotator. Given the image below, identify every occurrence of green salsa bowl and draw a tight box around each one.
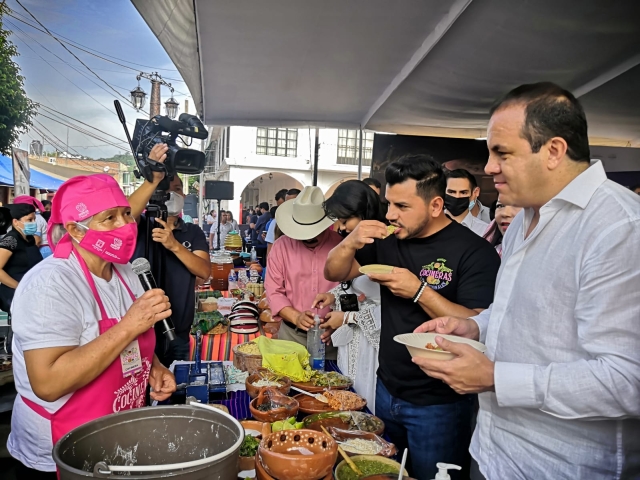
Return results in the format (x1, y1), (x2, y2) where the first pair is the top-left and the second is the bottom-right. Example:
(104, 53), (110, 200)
(334, 455), (409, 480)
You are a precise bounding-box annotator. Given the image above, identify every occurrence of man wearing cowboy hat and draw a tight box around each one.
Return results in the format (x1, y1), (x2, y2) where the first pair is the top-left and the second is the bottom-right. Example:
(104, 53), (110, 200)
(265, 186), (341, 357)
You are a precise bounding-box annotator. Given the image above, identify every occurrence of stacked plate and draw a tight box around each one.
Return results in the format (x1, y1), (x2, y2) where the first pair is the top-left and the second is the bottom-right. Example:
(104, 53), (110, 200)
(229, 301), (260, 334)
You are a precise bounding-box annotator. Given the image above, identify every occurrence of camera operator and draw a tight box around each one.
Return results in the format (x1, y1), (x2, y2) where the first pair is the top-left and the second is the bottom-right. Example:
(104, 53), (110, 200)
(129, 143), (211, 367)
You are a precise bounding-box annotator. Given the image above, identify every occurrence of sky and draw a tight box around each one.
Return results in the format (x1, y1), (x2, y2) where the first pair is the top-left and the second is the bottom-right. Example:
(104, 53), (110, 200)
(5, 0), (192, 159)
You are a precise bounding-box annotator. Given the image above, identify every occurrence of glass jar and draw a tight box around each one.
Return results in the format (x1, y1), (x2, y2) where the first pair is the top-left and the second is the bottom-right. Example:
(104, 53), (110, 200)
(211, 251), (234, 291)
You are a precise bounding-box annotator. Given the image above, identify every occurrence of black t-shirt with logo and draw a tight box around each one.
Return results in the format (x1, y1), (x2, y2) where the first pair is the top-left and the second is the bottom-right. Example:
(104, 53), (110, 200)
(355, 220), (500, 405)
(133, 215), (209, 340)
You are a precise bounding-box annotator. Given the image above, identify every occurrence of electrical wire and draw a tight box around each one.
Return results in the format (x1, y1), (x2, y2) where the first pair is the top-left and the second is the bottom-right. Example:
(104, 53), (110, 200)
(38, 105), (128, 144)
(6, 21), (120, 119)
(37, 113), (128, 151)
(14, 0), (149, 114)
(7, 9), (180, 73)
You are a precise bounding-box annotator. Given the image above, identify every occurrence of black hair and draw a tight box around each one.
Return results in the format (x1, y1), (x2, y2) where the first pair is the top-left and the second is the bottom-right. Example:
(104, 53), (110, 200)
(41, 199), (51, 207)
(7, 203), (35, 222)
(490, 82), (590, 162)
(270, 206), (278, 219)
(259, 202), (270, 211)
(286, 188), (301, 197)
(275, 189), (288, 202)
(324, 180), (386, 223)
(362, 177), (381, 189)
(483, 221), (503, 248)
(445, 169), (478, 190)
(630, 184), (640, 192)
(385, 154), (446, 203)
(489, 199), (498, 221)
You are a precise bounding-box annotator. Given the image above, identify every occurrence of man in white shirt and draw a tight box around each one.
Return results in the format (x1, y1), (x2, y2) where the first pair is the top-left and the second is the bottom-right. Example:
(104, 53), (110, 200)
(413, 82), (640, 480)
(444, 169), (489, 236)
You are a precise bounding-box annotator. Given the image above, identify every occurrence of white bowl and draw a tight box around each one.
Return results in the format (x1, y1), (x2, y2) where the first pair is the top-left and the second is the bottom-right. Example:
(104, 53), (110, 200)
(394, 332), (486, 360)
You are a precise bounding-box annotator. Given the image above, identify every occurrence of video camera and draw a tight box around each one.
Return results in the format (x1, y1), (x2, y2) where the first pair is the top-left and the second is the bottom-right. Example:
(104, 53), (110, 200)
(130, 113), (208, 188)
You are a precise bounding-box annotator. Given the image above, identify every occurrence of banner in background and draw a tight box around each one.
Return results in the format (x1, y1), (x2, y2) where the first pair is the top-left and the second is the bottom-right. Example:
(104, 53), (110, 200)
(11, 147), (31, 197)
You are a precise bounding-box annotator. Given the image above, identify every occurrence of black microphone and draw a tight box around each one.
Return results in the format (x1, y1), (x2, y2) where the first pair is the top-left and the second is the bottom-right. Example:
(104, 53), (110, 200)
(131, 258), (177, 342)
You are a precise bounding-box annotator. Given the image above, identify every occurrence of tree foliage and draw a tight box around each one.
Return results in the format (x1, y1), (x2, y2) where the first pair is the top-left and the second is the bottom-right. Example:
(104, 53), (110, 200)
(0, 4), (37, 155)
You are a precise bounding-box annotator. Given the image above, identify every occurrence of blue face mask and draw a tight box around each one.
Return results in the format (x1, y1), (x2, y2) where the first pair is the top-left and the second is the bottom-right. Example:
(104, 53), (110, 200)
(22, 221), (38, 236)
(469, 199), (476, 211)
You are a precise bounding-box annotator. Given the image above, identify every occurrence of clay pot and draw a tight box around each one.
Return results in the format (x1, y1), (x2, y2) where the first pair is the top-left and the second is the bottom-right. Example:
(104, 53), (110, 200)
(249, 395), (299, 423)
(246, 371), (291, 399)
(258, 297), (270, 312)
(259, 309), (274, 323)
(240, 419), (272, 438)
(258, 429), (338, 480)
(238, 454), (255, 472)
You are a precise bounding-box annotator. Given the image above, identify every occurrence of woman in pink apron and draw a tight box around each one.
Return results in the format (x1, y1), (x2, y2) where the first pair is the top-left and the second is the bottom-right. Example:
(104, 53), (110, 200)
(7, 174), (176, 479)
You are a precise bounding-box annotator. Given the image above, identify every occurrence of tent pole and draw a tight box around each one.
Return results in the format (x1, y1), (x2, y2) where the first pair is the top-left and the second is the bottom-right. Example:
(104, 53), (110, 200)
(357, 127), (363, 180)
(312, 128), (319, 186)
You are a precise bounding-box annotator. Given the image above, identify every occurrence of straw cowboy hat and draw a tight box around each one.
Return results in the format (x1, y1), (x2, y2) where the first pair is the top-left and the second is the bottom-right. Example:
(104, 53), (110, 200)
(275, 186), (334, 240)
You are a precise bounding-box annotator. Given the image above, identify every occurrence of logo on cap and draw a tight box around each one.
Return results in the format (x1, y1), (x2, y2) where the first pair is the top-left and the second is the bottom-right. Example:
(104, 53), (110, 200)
(111, 238), (123, 250)
(76, 202), (90, 219)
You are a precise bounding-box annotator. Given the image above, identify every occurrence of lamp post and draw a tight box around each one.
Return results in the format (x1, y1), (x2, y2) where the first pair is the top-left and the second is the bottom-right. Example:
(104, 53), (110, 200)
(130, 72), (179, 119)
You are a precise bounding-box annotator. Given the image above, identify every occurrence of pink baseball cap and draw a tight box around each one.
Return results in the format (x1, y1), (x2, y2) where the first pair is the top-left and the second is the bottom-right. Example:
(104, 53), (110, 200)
(48, 174), (130, 258)
(13, 195), (45, 213)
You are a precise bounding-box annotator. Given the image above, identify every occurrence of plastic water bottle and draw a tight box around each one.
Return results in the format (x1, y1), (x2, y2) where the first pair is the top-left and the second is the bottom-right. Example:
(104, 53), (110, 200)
(228, 269), (238, 290)
(307, 315), (325, 371)
(250, 246), (257, 262)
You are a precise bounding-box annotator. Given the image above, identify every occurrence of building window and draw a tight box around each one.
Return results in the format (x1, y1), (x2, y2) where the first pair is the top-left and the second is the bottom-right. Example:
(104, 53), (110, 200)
(122, 171), (131, 185)
(337, 129), (374, 166)
(256, 128), (298, 157)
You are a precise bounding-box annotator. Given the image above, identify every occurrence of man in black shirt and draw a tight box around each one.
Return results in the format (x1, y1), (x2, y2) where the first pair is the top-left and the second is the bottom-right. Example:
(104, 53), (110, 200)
(325, 155), (500, 480)
(129, 144), (211, 367)
(252, 202), (271, 266)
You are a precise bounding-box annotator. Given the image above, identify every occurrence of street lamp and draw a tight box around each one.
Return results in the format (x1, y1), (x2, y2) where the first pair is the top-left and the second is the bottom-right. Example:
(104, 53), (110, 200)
(133, 72), (177, 118)
(165, 94), (179, 119)
(130, 85), (146, 111)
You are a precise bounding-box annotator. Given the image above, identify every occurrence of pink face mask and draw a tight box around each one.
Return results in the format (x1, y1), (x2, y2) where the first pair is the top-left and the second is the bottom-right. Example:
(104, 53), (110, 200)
(75, 222), (138, 264)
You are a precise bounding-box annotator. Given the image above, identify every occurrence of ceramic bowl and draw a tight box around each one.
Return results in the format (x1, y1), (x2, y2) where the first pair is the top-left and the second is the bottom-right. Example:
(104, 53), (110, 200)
(394, 332), (486, 361)
(246, 371), (291, 399)
(303, 411), (385, 436)
(250, 394), (299, 423)
(258, 429), (338, 480)
(326, 426), (396, 457)
(334, 455), (408, 480)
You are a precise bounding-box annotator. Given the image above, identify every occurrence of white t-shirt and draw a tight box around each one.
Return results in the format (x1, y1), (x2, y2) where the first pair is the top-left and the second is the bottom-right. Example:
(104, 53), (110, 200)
(7, 254), (144, 471)
(35, 213), (48, 247)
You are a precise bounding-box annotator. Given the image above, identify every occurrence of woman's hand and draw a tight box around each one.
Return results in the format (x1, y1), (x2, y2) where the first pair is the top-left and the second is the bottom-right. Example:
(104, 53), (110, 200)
(321, 311), (345, 330)
(121, 289), (172, 336)
(319, 311), (346, 344)
(152, 218), (181, 252)
(149, 358), (176, 401)
(311, 293), (335, 309)
(148, 144), (168, 184)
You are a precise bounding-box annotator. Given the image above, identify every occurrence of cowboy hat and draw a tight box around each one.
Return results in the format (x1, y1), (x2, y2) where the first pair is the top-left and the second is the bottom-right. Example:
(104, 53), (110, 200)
(275, 186), (334, 240)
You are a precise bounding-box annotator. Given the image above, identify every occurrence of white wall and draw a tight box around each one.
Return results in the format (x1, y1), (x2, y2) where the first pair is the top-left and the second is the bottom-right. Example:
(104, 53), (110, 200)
(209, 126), (375, 221)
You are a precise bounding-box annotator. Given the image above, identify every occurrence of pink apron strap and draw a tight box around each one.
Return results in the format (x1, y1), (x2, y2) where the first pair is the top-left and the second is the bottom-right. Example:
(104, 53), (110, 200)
(73, 251), (109, 321)
(21, 395), (53, 420)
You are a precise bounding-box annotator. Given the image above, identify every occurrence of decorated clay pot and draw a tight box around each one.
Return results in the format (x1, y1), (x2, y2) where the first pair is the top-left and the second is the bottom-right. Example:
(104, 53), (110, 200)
(258, 429), (338, 480)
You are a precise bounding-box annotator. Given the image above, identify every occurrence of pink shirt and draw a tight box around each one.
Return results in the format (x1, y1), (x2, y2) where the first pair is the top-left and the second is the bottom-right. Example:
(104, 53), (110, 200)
(266, 230), (342, 322)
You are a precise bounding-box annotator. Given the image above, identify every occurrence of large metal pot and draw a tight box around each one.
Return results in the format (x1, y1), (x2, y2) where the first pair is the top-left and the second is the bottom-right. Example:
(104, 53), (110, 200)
(53, 403), (243, 479)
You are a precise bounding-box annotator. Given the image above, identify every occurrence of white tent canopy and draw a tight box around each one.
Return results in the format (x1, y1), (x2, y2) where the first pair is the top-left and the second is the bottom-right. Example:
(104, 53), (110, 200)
(132, 0), (640, 146)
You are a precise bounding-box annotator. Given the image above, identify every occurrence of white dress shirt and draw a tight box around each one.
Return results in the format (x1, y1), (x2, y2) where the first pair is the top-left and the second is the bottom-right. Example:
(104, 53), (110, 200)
(470, 161), (640, 479)
(461, 211), (489, 236)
